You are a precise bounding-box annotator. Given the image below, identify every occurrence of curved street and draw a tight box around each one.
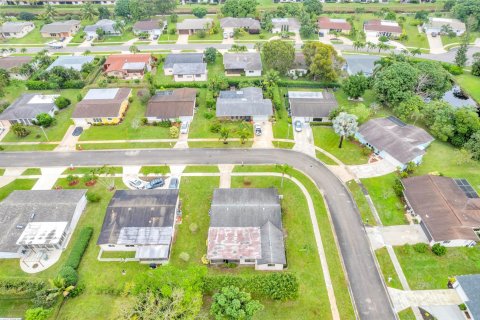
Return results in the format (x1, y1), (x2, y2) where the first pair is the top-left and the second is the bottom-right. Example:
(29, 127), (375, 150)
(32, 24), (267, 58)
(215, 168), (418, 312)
(0, 148), (396, 320)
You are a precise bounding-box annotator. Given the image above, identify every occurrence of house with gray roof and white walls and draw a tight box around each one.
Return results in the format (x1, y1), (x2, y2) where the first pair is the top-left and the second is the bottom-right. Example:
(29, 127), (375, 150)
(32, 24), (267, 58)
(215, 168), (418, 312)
(0, 21), (34, 39)
(223, 52), (262, 77)
(216, 87), (273, 122)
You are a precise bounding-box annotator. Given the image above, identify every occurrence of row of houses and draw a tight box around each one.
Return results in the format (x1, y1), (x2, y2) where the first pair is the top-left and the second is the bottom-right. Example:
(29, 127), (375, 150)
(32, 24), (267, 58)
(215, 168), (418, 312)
(0, 187), (287, 271)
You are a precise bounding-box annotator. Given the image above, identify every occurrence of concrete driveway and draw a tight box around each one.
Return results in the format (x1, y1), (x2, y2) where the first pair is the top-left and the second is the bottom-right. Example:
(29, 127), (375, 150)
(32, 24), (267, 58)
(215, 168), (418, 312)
(176, 34), (189, 45)
(293, 123), (315, 157)
(367, 225), (429, 250)
(348, 159), (397, 178)
(252, 121), (273, 148)
(427, 33), (446, 54)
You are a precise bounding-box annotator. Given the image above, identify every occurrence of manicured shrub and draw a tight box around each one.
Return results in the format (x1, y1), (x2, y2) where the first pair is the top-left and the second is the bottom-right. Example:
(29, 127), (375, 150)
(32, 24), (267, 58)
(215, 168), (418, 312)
(413, 243), (428, 254)
(170, 126), (179, 138)
(25, 307), (51, 320)
(86, 192), (101, 203)
(54, 96), (71, 109)
(64, 227), (93, 270)
(18, 12), (36, 21)
(393, 178), (404, 197)
(35, 113), (54, 127)
(58, 265), (79, 286)
(432, 243), (447, 256)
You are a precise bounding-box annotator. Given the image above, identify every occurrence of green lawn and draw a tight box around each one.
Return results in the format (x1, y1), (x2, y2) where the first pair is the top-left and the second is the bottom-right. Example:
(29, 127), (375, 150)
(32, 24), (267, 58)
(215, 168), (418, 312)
(441, 32), (480, 47)
(79, 90), (171, 141)
(0, 168), (4, 176)
(394, 245), (480, 290)
(315, 151), (338, 165)
(455, 72), (480, 104)
(94, 29), (136, 43)
(346, 180), (376, 226)
(189, 31), (223, 41)
(398, 16), (429, 49)
(62, 167), (123, 175)
(139, 165), (170, 175)
(234, 30), (274, 41)
(0, 179), (37, 201)
(312, 126), (369, 165)
(0, 297), (33, 318)
(159, 17), (178, 43)
(183, 165), (219, 173)
(398, 308), (416, 320)
(2, 89), (79, 143)
(21, 168), (41, 176)
(375, 247), (403, 290)
(274, 141), (295, 149)
(272, 87), (292, 140)
(207, 54), (225, 78)
(77, 142), (173, 150)
(0, 21), (50, 45)
(0, 144), (58, 151)
(361, 173), (407, 226)
(189, 141), (253, 148)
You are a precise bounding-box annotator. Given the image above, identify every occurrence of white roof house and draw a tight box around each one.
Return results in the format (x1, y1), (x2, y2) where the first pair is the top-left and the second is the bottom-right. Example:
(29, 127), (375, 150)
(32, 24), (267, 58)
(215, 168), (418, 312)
(424, 18), (466, 36)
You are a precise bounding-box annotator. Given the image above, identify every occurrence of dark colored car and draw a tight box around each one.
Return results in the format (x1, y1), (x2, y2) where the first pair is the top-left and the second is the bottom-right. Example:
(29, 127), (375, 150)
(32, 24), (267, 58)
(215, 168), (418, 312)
(72, 127), (83, 137)
(145, 178), (165, 189)
(169, 178), (179, 189)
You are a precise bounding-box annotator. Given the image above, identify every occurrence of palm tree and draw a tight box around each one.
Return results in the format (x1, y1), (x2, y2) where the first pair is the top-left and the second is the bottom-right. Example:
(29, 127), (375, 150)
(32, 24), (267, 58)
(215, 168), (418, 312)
(333, 112), (358, 149)
(81, 2), (96, 21)
(254, 42), (263, 52)
(219, 126), (230, 144)
(366, 42), (376, 52)
(47, 277), (75, 301)
(129, 45), (139, 54)
(410, 47), (422, 56)
(113, 20), (125, 34)
(44, 4), (57, 20)
(275, 163), (292, 188)
(262, 69), (280, 88)
(238, 127), (250, 144)
(377, 42), (389, 53)
(20, 48), (27, 54)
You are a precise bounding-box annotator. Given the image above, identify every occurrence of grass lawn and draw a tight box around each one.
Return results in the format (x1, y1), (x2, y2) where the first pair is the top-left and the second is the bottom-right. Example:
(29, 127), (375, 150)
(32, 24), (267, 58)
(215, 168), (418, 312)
(273, 141), (295, 149)
(415, 141), (480, 193)
(398, 16), (429, 49)
(94, 30), (136, 43)
(2, 89), (79, 143)
(394, 245), (480, 290)
(231, 166), (355, 320)
(361, 173), (407, 226)
(0, 179), (37, 201)
(76, 142), (173, 150)
(79, 89), (171, 141)
(272, 87), (292, 140)
(375, 247), (403, 290)
(0, 168), (4, 176)
(441, 32), (480, 47)
(315, 151), (338, 165)
(139, 165), (170, 175)
(183, 165), (219, 173)
(234, 30), (274, 41)
(99, 251), (136, 259)
(207, 54), (225, 78)
(0, 144), (58, 151)
(189, 141), (253, 148)
(312, 126), (369, 165)
(455, 72), (480, 104)
(62, 167), (123, 175)
(0, 21), (50, 45)
(189, 31), (223, 41)
(21, 168), (41, 176)
(398, 308), (416, 320)
(346, 180), (376, 226)
(0, 297), (33, 318)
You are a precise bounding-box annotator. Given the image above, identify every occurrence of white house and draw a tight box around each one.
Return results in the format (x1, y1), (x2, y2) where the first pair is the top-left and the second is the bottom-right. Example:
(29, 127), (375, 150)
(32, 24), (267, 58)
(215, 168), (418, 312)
(424, 18), (466, 36)
(364, 19), (402, 38)
(223, 52), (262, 77)
(271, 18), (300, 33)
(163, 53), (204, 75)
(172, 63), (207, 82)
(0, 22), (34, 38)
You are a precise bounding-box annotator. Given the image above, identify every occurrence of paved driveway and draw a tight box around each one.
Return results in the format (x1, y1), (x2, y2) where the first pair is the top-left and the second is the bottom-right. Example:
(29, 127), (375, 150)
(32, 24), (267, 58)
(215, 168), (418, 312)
(388, 288), (462, 312)
(348, 159), (396, 178)
(427, 33), (446, 54)
(293, 123), (315, 157)
(367, 225), (429, 250)
(176, 34), (189, 44)
(252, 121), (273, 148)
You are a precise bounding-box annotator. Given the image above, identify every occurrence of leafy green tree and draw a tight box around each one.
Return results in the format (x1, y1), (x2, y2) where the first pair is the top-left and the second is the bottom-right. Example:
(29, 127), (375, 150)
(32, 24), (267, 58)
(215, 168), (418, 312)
(452, 0), (480, 30)
(129, 0), (153, 21)
(415, 61), (452, 99)
(81, 2), (96, 21)
(452, 107), (480, 147)
(465, 131), (480, 160)
(154, 0), (176, 15)
(98, 7), (110, 19)
(393, 95), (424, 123)
(262, 40), (295, 75)
(204, 47), (218, 64)
(192, 7), (208, 18)
(299, 12), (317, 38)
(221, 0), (257, 17)
(208, 75), (229, 97)
(129, 45), (139, 54)
(302, 42), (344, 82)
(54, 96), (71, 109)
(11, 123), (30, 138)
(427, 103), (455, 142)
(303, 0), (323, 15)
(35, 113), (54, 127)
(349, 104), (371, 124)
(414, 10), (429, 22)
(114, 0), (130, 18)
(333, 112), (358, 148)
(238, 127), (251, 144)
(262, 69), (280, 88)
(44, 4), (57, 20)
(455, 43), (468, 67)
(342, 73), (368, 99)
(471, 52), (480, 76)
(373, 62), (418, 106)
(210, 286), (263, 320)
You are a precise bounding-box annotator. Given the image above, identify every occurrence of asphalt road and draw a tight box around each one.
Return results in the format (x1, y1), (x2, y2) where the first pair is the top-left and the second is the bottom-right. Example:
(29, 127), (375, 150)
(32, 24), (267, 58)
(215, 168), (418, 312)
(0, 148), (396, 320)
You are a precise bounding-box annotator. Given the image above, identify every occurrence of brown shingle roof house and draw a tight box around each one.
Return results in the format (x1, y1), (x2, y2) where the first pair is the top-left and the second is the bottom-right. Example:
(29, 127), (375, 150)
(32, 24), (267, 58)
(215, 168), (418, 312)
(71, 88), (131, 126)
(145, 88), (197, 122)
(0, 56), (32, 71)
(402, 175), (480, 247)
(103, 54), (154, 79)
(364, 20), (402, 36)
(317, 17), (352, 33)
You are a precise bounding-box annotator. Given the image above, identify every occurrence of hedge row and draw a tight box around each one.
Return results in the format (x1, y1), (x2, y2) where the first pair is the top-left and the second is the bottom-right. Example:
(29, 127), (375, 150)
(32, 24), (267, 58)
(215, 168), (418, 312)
(64, 227), (93, 270)
(203, 272), (298, 301)
(26, 80), (85, 90)
(0, 279), (45, 296)
(157, 80), (339, 89)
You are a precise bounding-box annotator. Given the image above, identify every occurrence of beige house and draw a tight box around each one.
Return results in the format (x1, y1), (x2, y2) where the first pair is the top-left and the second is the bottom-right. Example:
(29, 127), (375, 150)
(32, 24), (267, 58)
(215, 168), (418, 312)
(40, 20), (80, 38)
(0, 22), (34, 39)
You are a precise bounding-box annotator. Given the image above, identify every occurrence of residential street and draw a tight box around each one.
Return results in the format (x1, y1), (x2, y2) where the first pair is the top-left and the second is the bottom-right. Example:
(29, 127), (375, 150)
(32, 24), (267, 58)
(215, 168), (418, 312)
(0, 148), (396, 320)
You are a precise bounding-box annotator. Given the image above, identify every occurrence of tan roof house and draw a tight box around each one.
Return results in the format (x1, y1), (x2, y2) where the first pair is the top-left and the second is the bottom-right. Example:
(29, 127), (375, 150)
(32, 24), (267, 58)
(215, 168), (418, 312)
(0, 22), (34, 39)
(145, 88), (197, 123)
(40, 20), (80, 38)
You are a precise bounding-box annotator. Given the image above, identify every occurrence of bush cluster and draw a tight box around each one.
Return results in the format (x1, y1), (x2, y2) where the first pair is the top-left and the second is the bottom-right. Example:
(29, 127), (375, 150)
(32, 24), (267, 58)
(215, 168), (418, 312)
(64, 227), (93, 270)
(0, 279), (45, 296)
(26, 80), (85, 90)
(203, 273), (299, 301)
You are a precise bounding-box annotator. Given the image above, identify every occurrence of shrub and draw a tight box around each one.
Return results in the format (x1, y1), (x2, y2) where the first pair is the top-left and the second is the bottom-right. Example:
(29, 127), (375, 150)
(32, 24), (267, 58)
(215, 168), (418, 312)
(69, 283), (85, 298)
(25, 307), (51, 320)
(203, 111), (214, 119)
(392, 178), (404, 197)
(11, 123), (30, 138)
(64, 227), (93, 270)
(209, 121), (221, 133)
(203, 273), (299, 300)
(55, 96), (71, 109)
(189, 223), (198, 233)
(170, 126), (179, 138)
(19, 12), (36, 21)
(413, 243), (428, 253)
(192, 7), (208, 18)
(179, 252), (190, 262)
(0, 279), (45, 296)
(86, 191), (101, 203)
(35, 113), (54, 127)
(196, 29), (207, 39)
(431, 243), (447, 256)
(58, 265), (79, 286)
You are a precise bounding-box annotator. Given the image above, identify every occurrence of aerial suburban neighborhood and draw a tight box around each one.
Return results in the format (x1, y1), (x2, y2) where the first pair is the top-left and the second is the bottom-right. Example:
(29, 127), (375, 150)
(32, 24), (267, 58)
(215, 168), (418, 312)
(0, 0), (479, 319)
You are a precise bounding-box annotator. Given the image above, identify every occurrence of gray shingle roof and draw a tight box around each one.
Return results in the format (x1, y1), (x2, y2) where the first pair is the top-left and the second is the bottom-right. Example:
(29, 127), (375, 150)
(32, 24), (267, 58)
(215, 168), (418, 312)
(209, 188), (285, 265)
(456, 275), (480, 319)
(0, 56), (33, 70)
(220, 17), (260, 30)
(344, 55), (380, 75)
(223, 52), (262, 71)
(46, 55), (94, 71)
(40, 20), (80, 33)
(0, 22), (34, 33)
(272, 18), (300, 31)
(84, 19), (117, 34)
(164, 53), (204, 69)
(176, 18), (212, 31)
(358, 117), (434, 164)
(0, 190), (87, 253)
(288, 91), (338, 118)
(97, 190), (178, 245)
(133, 20), (164, 32)
(172, 62), (206, 75)
(216, 87), (273, 117)
(0, 93), (58, 121)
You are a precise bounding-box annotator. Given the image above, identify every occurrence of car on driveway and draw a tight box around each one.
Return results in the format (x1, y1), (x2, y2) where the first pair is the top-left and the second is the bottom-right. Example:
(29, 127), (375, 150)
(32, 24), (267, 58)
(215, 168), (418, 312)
(129, 179), (145, 189)
(72, 127), (83, 137)
(294, 120), (303, 132)
(180, 122), (189, 134)
(145, 178), (165, 189)
(254, 124), (262, 136)
(168, 178), (179, 189)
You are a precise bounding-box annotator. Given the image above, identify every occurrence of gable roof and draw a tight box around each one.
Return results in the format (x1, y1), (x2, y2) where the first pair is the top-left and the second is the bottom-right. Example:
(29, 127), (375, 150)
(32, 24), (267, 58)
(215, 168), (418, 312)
(426, 18), (466, 31)
(46, 55), (94, 71)
(146, 88), (197, 118)
(177, 18), (212, 31)
(40, 20), (80, 33)
(0, 21), (34, 33)
(220, 17), (260, 30)
(133, 20), (164, 32)
(84, 19), (117, 34)
(0, 94), (58, 120)
(344, 54), (380, 75)
(0, 56), (32, 70)
(358, 117), (434, 164)
(318, 17), (352, 31)
(104, 54), (152, 73)
(0, 189), (86, 253)
(272, 18), (300, 30)
(223, 52), (262, 71)
(172, 62), (206, 75)
(364, 20), (402, 34)
(288, 91), (338, 118)
(456, 275), (480, 319)
(97, 189), (179, 245)
(402, 175), (480, 242)
(216, 87), (273, 117)
(208, 188), (285, 264)
(72, 88), (131, 118)
(163, 53), (204, 69)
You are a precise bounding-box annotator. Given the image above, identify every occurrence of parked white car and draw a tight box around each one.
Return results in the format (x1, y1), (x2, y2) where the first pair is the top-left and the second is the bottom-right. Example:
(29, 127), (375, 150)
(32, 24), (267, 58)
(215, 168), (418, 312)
(128, 179), (145, 190)
(180, 121), (189, 134)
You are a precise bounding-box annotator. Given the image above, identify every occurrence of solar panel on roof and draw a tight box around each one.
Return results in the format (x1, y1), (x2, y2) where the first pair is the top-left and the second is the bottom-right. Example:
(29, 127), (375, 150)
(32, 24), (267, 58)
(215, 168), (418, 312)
(156, 91), (173, 96)
(387, 116), (407, 127)
(454, 179), (479, 198)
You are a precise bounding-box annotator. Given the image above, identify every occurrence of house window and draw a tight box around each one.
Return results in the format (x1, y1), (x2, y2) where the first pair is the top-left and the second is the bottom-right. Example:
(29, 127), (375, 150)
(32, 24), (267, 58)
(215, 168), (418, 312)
(244, 259), (255, 263)
(195, 74), (201, 77)
(93, 118), (102, 123)
(267, 264), (276, 267)
(443, 240), (450, 244)
(107, 118), (113, 121)
(125, 245), (135, 247)
(177, 75), (183, 78)
(108, 244), (115, 247)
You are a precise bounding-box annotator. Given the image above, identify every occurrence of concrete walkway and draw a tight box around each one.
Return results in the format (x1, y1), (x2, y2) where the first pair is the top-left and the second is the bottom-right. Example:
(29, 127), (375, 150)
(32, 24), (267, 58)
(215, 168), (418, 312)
(388, 288), (463, 312)
(176, 34), (189, 45)
(218, 164), (234, 188)
(367, 225), (428, 250)
(55, 125), (79, 152)
(32, 167), (66, 190)
(174, 132), (189, 149)
(348, 159), (396, 179)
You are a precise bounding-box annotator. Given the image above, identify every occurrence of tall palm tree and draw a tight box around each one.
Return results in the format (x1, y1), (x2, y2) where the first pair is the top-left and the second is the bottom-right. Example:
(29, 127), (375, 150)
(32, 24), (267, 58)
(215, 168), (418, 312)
(377, 42), (389, 53)
(81, 3), (96, 21)
(44, 4), (57, 20)
(238, 127), (250, 144)
(366, 41), (376, 52)
(275, 163), (292, 188)
(219, 126), (230, 144)
(262, 69), (280, 88)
